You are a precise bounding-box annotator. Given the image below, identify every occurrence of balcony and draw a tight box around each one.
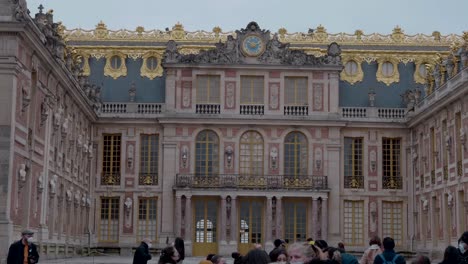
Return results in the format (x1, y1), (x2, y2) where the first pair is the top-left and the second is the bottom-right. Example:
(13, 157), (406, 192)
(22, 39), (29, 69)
(340, 107), (406, 120)
(175, 174), (328, 190)
(99, 103), (163, 117)
(101, 172), (121, 186)
(382, 175), (403, 189)
(139, 173), (158, 185)
(284, 105), (308, 116)
(240, 104), (264, 115)
(196, 104), (220, 114)
(344, 175), (364, 189)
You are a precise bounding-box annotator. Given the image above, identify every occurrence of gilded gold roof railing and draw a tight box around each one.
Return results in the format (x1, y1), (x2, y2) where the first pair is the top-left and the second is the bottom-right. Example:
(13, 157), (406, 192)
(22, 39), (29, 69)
(63, 22), (465, 46)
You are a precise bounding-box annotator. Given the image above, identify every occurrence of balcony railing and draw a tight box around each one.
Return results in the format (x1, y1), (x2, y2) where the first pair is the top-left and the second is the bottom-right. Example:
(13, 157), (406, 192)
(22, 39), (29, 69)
(340, 107), (406, 120)
(100, 103), (163, 116)
(344, 175), (364, 189)
(175, 174), (328, 190)
(101, 172), (121, 185)
(139, 173), (158, 185)
(382, 175), (403, 189)
(284, 105), (308, 116)
(240, 104), (264, 115)
(196, 104), (220, 114)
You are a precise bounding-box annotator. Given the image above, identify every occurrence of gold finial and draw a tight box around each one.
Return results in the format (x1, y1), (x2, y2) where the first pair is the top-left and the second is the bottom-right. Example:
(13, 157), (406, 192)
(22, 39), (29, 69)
(355, 29), (364, 40)
(96, 21), (107, 30)
(391, 25), (404, 42)
(172, 22), (184, 31)
(95, 21), (108, 39)
(450, 41), (460, 53)
(171, 22), (185, 40)
(136, 26), (144, 35)
(278, 28), (287, 36)
(314, 24), (328, 42)
(316, 24), (326, 33)
(212, 26), (221, 34)
(432, 31), (441, 41)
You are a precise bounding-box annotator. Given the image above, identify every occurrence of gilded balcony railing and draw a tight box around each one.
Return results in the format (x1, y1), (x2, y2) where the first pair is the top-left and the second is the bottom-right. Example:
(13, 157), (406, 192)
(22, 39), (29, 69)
(344, 175), (364, 189)
(382, 175), (402, 189)
(458, 161), (463, 177)
(101, 172), (121, 185)
(175, 174), (328, 190)
(139, 173), (158, 185)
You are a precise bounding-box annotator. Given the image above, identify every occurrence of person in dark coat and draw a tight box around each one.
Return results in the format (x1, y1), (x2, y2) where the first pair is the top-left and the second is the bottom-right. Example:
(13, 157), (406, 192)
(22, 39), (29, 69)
(373, 237), (405, 264)
(133, 239), (152, 264)
(7, 229), (40, 264)
(174, 237), (185, 263)
(457, 231), (468, 264)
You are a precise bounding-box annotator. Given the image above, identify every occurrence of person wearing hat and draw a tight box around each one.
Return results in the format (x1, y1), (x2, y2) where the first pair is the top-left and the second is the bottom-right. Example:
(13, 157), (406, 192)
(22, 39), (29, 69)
(7, 229), (40, 264)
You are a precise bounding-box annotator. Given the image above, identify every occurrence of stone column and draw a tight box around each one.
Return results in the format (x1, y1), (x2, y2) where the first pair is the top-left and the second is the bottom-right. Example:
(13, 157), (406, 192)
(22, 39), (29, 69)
(165, 69), (177, 112)
(276, 196), (282, 239)
(160, 138), (177, 243)
(220, 196), (227, 243)
(265, 196), (273, 252)
(328, 72), (340, 113)
(230, 196), (238, 245)
(327, 142), (341, 241)
(175, 194), (182, 238)
(321, 198), (328, 241)
(185, 195), (192, 242)
(312, 198), (319, 239)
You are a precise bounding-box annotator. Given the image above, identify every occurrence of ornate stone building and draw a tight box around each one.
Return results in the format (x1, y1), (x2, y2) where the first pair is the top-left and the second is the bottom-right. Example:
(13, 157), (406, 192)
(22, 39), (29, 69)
(0, 0), (467, 262)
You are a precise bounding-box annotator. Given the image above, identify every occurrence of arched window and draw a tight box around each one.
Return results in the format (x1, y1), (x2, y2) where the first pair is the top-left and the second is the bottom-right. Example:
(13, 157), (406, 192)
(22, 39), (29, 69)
(239, 131), (264, 175)
(284, 132), (308, 176)
(195, 130), (219, 176)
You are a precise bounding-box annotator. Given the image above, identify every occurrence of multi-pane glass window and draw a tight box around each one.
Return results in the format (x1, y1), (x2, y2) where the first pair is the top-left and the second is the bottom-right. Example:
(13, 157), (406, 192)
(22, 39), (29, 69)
(382, 138), (402, 189)
(239, 200), (263, 244)
(139, 134), (159, 185)
(195, 200), (217, 243)
(344, 137), (363, 188)
(284, 132), (308, 176)
(343, 200), (364, 246)
(239, 131), (264, 175)
(137, 197), (157, 242)
(195, 130), (219, 176)
(284, 77), (308, 105)
(382, 201), (403, 245)
(284, 201), (307, 243)
(102, 134), (121, 185)
(240, 76), (264, 104)
(196, 75), (221, 104)
(99, 197), (119, 242)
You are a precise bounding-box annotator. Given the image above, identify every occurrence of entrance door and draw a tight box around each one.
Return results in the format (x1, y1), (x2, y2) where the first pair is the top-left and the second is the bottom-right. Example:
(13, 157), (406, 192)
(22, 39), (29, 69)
(284, 200), (307, 243)
(238, 199), (264, 255)
(193, 199), (218, 256)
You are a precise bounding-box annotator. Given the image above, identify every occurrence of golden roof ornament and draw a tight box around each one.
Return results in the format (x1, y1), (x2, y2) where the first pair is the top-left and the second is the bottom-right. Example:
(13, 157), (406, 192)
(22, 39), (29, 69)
(212, 26), (221, 39)
(391, 26), (404, 42)
(354, 29), (364, 40)
(432, 31), (441, 42)
(56, 21), (65, 38)
(463, 31), (468, 43)
(171, 22), (185, 40)
(95, 21), (108, 39)
(278, 27), (287, 37)
(136, 26), (144, 36)
(314, 24), (328, 42)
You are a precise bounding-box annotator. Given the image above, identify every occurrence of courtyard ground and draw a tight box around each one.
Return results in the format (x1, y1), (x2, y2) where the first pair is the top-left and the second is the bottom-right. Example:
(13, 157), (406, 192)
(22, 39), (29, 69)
(40, 256), (233, 264)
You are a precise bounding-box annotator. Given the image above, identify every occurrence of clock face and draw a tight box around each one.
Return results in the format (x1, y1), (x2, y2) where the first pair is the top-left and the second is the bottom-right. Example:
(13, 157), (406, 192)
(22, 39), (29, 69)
(242, 35), (265, 57)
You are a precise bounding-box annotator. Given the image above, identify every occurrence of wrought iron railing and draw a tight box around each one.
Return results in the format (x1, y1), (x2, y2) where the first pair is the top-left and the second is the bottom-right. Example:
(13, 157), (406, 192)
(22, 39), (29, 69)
(240, 104), (264, 115)
(344, 175), (364, 189)
(175, 174), (328, 190)
(101, 172), (121, 185)
(139, 173), (158, 185)
(195, 104), (220, 114)
(284, 105), (308, 116)
(382, 175), (403, 189)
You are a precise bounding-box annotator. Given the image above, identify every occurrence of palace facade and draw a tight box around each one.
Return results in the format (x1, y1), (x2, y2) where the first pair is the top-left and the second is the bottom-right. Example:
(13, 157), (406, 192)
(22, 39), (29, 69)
(0, 0), (467, 262)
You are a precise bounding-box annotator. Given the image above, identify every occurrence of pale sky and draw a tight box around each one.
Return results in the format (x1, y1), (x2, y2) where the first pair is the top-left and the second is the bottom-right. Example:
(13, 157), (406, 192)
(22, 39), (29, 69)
(26, 0), (467, 35)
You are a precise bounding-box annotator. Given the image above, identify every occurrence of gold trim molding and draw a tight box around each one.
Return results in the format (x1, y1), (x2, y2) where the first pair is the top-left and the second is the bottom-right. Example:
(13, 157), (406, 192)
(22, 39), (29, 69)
(376, 57), (400, 86)
(104, 51), (127, 79)
(64, 23), (463, 46)
(340, 55), (364, 84)
(140, 51), (164, 80)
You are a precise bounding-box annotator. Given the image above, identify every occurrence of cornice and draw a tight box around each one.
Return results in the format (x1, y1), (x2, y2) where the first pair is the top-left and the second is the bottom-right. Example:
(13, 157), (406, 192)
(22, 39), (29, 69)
(63, 23), (465, 47)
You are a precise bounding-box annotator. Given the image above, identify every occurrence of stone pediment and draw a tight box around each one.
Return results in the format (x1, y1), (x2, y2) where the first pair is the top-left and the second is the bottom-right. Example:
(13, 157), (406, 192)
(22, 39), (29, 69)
(164, 22), (341, 67)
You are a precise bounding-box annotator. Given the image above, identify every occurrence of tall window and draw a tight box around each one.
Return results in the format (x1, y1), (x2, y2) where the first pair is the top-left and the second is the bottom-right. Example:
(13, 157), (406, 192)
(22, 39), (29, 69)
(195, 130), (219, 176)
(344, 137), (363, 188)
(99, 197), (119, 242)
(139, 134), (159, 185)
(240, 76), (264, 104)
(442, 120), (448, 180)
(343, 200), (364, 246)
(430, 127), (436, 184)
(284, 132), (308, 176)
(284, 77), (308, 105)
(137, 197), (158, 242)
(239, 131), (264, 175)
(284, 201), (307, 243)
(196, 75), (220, 104)
(382, 201), (403, 245)
(382, 138), (401, 189)
(102, 134), (121, 185)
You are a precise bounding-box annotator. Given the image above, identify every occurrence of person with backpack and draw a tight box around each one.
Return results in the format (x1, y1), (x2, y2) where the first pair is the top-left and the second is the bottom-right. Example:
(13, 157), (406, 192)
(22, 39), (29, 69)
(372, 237), (405, 264)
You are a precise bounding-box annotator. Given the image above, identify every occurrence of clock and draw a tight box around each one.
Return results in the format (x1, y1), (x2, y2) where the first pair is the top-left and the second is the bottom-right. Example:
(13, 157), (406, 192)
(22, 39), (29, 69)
(241, 35), (265, 57)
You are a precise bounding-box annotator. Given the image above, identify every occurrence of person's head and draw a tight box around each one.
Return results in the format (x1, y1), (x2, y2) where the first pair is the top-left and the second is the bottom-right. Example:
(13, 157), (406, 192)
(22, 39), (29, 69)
(174, 237), (185, 259)
(210, 254), (226, 264)
(206, 253), (215, 261)
(287, 242), (317, 263)
(410, 255), (430, 264)
(142, 238), (152, 248)
(159, 246), (180, 264)
(244, 248), (270, 264)
(337, 242), (345, 252)
(274, 238), (285, 248)
(276, 249), (288, 263)
(21, 230), (34, 244)
(458, 231), (468, 253)
(323, 247), (342, 263)
(314, 240), (328, 251)
(231, 252), (242, 259)
(382, 237), (395, 250)
(369, 235), (382, 247)
(443, 245), (459, 263)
